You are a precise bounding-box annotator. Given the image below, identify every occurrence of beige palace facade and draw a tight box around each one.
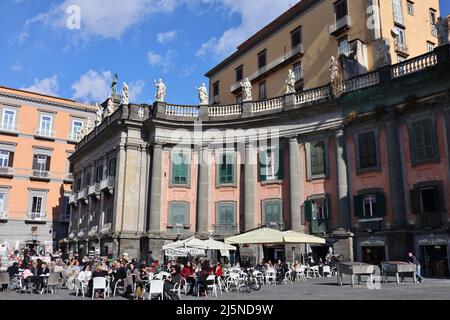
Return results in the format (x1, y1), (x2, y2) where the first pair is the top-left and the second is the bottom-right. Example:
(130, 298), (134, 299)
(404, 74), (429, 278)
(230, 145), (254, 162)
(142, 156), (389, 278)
(0, 87), (96, 253)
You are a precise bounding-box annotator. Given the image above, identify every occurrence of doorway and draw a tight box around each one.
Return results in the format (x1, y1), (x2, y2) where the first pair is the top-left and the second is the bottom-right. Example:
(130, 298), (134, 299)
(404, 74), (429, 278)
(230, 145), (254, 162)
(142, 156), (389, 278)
(420, 245), (449, 278)
(362, 246), (386, 265)
(263, 245), (285, 263)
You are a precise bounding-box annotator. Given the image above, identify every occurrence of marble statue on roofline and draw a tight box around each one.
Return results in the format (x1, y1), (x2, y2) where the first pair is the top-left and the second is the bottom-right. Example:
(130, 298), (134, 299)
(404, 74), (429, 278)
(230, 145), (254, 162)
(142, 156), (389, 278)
(437, 16), (450, 46)
(154, 78), (166, 102)
(196, 83), (208, 105)
(111, 73), (118, 95)
(95, 103), (103, 126)
(329, 56), (344, 97)
(122, 82), (129, 105)
(240, 77), (252, 102)
(285, 69), (296, 94)
(106, 95), (114, 116)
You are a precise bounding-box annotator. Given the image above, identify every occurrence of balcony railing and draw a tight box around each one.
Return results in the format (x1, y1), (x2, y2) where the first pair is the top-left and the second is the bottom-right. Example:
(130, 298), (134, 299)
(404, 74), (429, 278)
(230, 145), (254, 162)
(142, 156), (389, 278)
(391, 51), (438, 79)
(230, 44), (304, 92)
(165, 105), (199, 117)
(394, 41), (409, 56)
(0, 211), (7, 220)
(0, 167), (14, 177)
(208, 104), (242, 117)
(34, 128), (55, 139)
(166, 223), (191, 234)
(88, 226), (99, 237)
(88, 183), (100, 197)
(31, 170), (51, 180)
(63, 173), (73, 183)
(101, 223), (112, 235)
(67, 133), (79, 142)
(214, 224), (237, 236)
(69, 193), (77, 204)
(78, 188), (87, 201)
(26, 212), (47, 222)
(252, 97), (284, 113)
(329, 15), (351, 36)
(342, 71), (380, 93)
(295, 85), (331, 105)
(0, 123), (18, 133)
(100, 176), (115, 192)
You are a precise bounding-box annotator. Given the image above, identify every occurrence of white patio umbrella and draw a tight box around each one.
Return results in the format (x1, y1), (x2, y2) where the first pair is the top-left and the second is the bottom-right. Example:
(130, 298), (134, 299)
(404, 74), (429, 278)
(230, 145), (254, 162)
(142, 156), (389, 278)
(203, 238), (237, 251)
(162, 236), (208, 250)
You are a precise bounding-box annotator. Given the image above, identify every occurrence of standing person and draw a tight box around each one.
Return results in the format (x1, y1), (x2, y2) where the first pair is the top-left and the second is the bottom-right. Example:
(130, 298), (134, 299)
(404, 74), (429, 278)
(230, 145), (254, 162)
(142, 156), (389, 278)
(408, 252), (424, 283)
(146, 251), (154, 267)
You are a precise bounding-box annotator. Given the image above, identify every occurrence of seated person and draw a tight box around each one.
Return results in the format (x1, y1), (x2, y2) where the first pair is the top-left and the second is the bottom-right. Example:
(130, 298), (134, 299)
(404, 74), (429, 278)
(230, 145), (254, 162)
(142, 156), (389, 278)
(162, 265), (181, 300)
(181, 261), (195, 295)
(88, 264), (108, 297)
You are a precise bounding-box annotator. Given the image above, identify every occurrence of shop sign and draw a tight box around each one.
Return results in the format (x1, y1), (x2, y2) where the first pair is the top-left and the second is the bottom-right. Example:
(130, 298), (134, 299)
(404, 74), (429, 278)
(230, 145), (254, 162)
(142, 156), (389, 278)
(418, 238), (447, 246)
(361, 239), (385, 247)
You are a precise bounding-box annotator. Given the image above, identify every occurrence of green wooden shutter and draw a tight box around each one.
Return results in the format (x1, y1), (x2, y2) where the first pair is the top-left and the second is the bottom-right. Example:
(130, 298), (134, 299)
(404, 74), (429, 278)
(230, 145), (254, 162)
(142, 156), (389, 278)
(353, 195), (364, 217)
(375, 193), (386, 217)
(410, 189), (420, 215)
(277, 147), (284, 180)
(259, 150), (267, 182)
(304, 200), (312, 222)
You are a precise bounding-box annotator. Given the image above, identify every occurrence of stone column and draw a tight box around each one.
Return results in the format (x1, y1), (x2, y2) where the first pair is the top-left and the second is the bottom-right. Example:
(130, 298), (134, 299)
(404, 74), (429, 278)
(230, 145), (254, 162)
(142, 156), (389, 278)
(385, 116), (407, 228)
(335, 129), (350, 230)
(244, 143), (258, 231)
(149, 144), (163, 234)
(289, 137), (302, 231)
(196, 145), (210, 236)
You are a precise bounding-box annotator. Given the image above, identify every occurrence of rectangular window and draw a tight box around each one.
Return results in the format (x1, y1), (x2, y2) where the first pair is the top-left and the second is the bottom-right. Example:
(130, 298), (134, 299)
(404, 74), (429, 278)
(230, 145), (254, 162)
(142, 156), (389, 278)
(411, 185), (442, 228)
(429, 9), (437, 25)
(108, 158), (116, 177)
(392, 0), (404, 25)
(85, 172), (91, 187)
(293, 62), (302, 82)
(0, 193), (6, 212)
(354, 193), (386, 218)
(427, 42), (435, 52)
(235, 65), (243, 83)
(311, 198), (329, 220)
(212, 81), (219, 103)
(0, 151), (10, 168)
(259, 146), (284, 181)
(70, 119), (84, 140)
(305, 196), (331, 234)
(334, 0), (348, 20)
(411, 119), (437, 162)
(76, 177), (82, 192)
(168, 202), (190, 231)
(218, 152), (235, 185)
(258, 50), (267, 69)
(33, 154), (50, 172)
(338, 37), (349, 56)
(171, 150), (189, 185)
(310, 141), (326, 176)
(258, 81), (266, 100)
(31, 196), (43, 213)
(395, 27), (406, 44)
(1, 109), (16, 131)
(358, 132), (377, 169)
(407, 1), (414, 15)
(263, 200), (282, 229)
(291, 27), (302, 48)
(95, 165), (103, 183)
(39, 114), (53, 136)
(216, 202), (236, 225)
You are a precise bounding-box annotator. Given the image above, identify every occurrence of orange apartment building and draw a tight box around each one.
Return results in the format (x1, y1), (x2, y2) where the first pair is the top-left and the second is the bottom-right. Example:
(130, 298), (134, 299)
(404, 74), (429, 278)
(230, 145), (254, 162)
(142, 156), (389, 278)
(0, 86), (96, 253)
(205, 0), (440, 105)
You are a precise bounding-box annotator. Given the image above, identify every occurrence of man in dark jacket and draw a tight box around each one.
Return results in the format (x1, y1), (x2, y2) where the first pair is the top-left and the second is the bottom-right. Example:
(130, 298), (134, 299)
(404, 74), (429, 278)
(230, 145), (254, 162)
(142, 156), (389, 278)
(163, 265), (181, 300)
(408, 252), (424, 283)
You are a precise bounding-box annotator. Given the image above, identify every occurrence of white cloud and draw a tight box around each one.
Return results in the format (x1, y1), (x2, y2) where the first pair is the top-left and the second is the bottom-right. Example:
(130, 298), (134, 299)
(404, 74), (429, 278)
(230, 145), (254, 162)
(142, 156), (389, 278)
(197, 0), (293, 59)
(26, 0), (180, 41)
(71, 70), (112, 103)
(128, 80), (146, 101)
(157, 30), (177, 44)
(21, 75), (59, 96)
(147, 49), (176, 72)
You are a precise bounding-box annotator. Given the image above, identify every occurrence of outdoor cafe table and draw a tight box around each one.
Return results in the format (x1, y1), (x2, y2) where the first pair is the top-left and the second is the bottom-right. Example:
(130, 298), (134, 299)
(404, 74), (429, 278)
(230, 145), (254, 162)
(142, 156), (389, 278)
(381, 261), (417, 284)
(337, 262), (375, 287)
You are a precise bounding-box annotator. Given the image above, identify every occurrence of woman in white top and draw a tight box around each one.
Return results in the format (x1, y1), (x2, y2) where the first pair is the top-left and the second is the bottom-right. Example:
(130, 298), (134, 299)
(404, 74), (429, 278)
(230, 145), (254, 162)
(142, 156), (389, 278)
(78, 264), (92, 286)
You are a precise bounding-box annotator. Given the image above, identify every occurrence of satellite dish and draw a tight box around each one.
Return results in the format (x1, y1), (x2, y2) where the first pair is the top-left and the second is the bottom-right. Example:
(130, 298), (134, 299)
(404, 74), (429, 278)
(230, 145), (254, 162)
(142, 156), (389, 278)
(391, 28), (400, 36)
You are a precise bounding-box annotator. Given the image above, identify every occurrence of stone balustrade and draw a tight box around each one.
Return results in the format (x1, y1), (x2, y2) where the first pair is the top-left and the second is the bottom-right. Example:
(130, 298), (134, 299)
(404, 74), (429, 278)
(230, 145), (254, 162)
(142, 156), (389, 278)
(252, 97), (284, 113)
(209, 104), (242, 116)
(342, 71), (380, 93)
(165, 104), (199, 117)
(295, 85), (331, 105)
(391, 51), (438, 79)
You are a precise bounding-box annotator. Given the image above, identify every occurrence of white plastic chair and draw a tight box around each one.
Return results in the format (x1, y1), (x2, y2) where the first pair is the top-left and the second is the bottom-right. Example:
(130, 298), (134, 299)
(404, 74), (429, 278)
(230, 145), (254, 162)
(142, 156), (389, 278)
(148, 280), (164, 300)
(74, 279), (87, 298)
(296, 266), (307, 282)
(265, 270), (277, 285)
(284, 270), (293, 283)
(205, 275), (217, 298)
(253, 270), (264, 285)
(308, 266), (321, 278)
(92, 277), (109, 299)
(322, 266), (331, 277)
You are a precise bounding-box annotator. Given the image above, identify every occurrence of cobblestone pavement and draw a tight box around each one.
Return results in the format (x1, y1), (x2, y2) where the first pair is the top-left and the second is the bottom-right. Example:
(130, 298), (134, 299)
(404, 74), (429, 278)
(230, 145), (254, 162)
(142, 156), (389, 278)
(1, 277), (450, 300)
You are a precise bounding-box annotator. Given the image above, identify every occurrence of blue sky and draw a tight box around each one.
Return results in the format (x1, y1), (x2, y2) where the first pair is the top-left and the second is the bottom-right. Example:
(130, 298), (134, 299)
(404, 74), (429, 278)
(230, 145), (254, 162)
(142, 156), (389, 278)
(0, 0), (449, 105)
